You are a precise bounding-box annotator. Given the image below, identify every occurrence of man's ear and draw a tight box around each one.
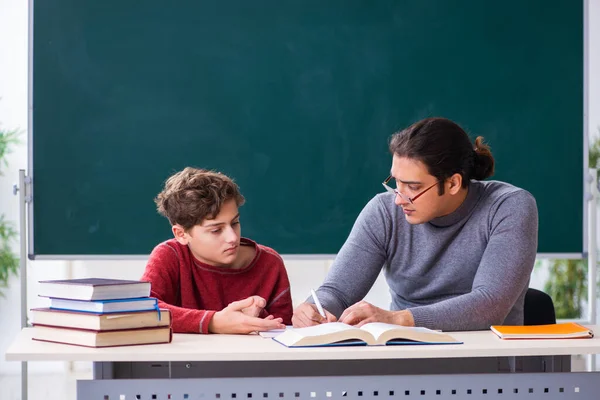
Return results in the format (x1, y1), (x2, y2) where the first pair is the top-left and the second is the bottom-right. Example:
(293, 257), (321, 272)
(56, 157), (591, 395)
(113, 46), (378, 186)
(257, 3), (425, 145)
(447, 173), (463, 195)
(172, 224), (189, 245)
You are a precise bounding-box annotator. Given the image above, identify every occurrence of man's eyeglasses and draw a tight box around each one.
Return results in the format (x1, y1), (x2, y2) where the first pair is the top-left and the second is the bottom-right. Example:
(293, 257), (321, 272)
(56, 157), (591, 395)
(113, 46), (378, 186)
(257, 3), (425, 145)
(382, 175), (439, 204)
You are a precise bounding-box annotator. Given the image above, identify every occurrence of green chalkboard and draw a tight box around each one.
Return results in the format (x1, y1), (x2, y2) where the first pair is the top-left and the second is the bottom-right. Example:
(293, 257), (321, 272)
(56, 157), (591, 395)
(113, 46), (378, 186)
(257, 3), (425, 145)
(31, 0), (583, 257)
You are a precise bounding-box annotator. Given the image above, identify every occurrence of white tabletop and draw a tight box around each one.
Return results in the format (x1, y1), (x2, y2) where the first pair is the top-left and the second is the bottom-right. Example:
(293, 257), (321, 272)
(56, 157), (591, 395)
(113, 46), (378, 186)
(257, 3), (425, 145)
(6, 326), (600, 363)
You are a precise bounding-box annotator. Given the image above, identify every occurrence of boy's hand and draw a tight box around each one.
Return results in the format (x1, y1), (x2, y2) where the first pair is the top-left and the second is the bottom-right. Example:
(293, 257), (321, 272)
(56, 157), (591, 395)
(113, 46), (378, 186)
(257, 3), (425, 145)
(241, 295), (266, 317)
(209, 297), (285, 334)
(292, 302), (337, 327)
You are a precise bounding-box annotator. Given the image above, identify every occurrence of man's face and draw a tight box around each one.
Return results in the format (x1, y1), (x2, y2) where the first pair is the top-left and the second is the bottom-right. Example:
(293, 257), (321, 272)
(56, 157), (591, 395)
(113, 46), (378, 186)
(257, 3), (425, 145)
(390, 155), (447, 224)
(173, 199), (242, 267)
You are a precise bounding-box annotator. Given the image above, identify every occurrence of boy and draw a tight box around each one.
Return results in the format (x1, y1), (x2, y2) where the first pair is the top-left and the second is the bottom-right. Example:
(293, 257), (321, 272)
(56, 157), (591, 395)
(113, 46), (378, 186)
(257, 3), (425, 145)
(142, 167), (292, 334)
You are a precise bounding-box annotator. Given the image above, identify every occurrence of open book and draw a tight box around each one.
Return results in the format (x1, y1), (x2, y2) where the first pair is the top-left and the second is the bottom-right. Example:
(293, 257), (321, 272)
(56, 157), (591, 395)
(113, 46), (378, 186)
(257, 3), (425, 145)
(273, 322), (461, 347)
(491, 322), (594, 340)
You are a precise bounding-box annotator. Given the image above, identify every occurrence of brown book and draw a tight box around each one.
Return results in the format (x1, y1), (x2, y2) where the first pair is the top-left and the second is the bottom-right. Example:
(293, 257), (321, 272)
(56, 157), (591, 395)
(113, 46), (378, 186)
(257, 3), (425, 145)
(30, 308), (171, 331)
(32, 325), (172, 348)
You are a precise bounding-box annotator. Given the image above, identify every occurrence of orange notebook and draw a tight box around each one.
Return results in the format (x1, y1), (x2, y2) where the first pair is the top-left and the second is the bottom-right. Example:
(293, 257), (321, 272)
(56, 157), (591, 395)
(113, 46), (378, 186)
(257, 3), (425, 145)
(491, 322), (594, 340)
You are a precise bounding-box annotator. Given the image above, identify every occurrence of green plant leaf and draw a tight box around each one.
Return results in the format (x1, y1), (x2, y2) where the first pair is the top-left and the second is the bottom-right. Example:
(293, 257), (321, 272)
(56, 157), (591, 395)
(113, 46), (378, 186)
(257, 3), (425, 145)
(0, 127), (21, 176)
(0, 122), (21, 297)
(544, 258), (588, 319)
(590, 135), (600, 170)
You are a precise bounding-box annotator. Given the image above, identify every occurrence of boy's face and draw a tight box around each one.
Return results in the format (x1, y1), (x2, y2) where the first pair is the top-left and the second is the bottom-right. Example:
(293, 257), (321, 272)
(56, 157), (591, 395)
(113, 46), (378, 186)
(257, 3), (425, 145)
(172, 199), (242, 267)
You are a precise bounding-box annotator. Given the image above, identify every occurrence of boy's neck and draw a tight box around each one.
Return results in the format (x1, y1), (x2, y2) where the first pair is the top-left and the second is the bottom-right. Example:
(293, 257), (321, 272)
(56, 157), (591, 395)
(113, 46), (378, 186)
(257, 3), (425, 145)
(230, 244), (256, 269)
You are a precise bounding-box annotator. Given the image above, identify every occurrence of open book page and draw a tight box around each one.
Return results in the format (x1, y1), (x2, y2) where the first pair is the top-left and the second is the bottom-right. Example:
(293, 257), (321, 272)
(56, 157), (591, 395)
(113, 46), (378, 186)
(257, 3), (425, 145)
(272, 322), (462, 347)
(359, 323), (460, 345)
(273, 322), (374, 347)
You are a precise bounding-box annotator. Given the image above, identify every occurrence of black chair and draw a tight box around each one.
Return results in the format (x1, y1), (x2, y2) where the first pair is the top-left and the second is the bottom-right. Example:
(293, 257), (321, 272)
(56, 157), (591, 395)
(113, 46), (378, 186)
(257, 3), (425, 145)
(523, 288), (556, 325)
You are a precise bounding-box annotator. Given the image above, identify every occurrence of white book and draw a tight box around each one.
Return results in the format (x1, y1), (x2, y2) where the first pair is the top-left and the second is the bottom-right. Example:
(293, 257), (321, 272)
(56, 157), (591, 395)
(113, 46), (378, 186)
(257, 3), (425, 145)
(48, 297), (158, 313)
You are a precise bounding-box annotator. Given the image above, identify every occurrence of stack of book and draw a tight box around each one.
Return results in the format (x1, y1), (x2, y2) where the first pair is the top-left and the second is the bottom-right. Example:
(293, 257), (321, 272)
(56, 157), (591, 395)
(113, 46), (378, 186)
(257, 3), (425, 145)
(31, 278), (172, 348)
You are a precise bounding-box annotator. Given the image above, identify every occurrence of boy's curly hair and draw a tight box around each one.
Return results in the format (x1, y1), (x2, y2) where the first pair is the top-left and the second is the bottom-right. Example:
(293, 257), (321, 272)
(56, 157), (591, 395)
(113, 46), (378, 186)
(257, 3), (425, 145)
(155, 167), (245, 230)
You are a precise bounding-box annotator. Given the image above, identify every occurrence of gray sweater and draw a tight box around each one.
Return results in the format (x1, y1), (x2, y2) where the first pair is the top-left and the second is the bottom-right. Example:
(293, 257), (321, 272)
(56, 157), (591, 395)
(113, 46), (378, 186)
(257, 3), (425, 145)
(316, 180), (538, 331)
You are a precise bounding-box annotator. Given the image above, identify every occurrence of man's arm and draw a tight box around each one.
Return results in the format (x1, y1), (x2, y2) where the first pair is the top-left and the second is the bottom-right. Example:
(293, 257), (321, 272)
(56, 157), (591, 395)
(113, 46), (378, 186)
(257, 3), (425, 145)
(315, 195), (391, 317)
(408, 190), (538, 331)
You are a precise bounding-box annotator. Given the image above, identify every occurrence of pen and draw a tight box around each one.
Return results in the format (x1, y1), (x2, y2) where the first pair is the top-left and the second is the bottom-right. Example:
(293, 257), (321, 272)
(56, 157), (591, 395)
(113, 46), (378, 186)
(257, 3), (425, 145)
(310, 288), (327, 319)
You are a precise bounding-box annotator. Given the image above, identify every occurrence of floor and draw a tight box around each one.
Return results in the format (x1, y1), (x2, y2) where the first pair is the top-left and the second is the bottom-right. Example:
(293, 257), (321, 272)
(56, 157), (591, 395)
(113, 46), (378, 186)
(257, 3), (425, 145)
(0, 356), (590, 400)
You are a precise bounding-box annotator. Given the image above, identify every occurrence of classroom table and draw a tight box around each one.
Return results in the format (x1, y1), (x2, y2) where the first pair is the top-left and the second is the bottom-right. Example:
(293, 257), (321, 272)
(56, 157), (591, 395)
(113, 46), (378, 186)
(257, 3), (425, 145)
(6, 326), (600, 399)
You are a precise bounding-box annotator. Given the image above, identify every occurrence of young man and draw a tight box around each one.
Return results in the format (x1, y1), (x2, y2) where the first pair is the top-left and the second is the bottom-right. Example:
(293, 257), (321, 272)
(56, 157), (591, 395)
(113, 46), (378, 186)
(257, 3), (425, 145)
(142, 167), (293, 334)
(293, 117), (538, 331)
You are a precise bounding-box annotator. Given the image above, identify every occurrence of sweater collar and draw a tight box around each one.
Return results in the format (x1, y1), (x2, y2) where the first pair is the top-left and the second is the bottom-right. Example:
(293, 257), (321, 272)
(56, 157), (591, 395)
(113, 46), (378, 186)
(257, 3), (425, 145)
(191, 237), (260, 273)
(428, 181), (483, 227)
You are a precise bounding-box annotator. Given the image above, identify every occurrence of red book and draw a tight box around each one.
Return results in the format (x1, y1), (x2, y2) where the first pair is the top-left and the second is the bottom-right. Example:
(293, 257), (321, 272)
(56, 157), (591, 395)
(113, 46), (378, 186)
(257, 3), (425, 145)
(32, 324), (172, 348)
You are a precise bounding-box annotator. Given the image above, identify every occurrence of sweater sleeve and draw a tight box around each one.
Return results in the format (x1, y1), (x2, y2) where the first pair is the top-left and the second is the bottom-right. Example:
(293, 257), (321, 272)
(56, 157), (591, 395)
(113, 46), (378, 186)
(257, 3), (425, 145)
(408, 190), (538, 331)
(264, 261), (293, 325)
(314, 195), (390, 317)
(141, 243), (216, 334)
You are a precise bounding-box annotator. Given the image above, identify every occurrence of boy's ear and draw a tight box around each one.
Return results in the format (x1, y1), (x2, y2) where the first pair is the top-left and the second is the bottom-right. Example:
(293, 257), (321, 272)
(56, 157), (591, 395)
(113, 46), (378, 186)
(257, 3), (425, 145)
(172, 224), (189, 245)
(447, 173), (463, 195)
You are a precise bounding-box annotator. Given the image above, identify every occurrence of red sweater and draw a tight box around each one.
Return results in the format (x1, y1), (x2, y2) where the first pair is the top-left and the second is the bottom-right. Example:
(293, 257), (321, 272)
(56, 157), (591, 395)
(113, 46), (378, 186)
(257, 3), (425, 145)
(141, 238), (293, 333)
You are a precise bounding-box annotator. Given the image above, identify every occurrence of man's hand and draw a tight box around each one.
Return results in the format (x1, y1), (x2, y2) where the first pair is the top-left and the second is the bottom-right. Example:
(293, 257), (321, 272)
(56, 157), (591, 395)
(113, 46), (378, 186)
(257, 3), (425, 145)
(339, 301), (415, 327)
(209, 297), (285, 334)
(241, 295), (266, 317)
(292, 302), (337, 327)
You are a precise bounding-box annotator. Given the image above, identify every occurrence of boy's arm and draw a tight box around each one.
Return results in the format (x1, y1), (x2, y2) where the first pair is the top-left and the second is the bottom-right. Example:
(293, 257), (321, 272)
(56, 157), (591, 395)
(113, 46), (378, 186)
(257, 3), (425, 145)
(264, 260), (293, 325)
(157, 301), (216, 334)
(141, 243), (215, 334)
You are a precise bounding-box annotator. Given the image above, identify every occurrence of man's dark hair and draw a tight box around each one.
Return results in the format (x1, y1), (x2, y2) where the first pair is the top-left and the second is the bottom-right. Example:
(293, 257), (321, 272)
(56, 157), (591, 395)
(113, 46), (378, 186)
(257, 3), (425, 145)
(389, 117), (494, 194)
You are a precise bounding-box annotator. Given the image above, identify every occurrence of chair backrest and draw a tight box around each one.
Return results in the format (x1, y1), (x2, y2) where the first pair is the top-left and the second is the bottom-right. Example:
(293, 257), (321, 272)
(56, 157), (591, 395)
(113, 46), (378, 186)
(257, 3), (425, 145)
(524, 288), (556, 325)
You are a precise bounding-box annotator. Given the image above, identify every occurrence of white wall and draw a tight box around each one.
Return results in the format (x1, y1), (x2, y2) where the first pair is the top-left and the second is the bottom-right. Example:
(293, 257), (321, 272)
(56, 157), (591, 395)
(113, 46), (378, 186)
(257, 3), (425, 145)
(590, 0), (600, 139)
(0, 0), (31, 375)
(1, 0), (599, 376)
